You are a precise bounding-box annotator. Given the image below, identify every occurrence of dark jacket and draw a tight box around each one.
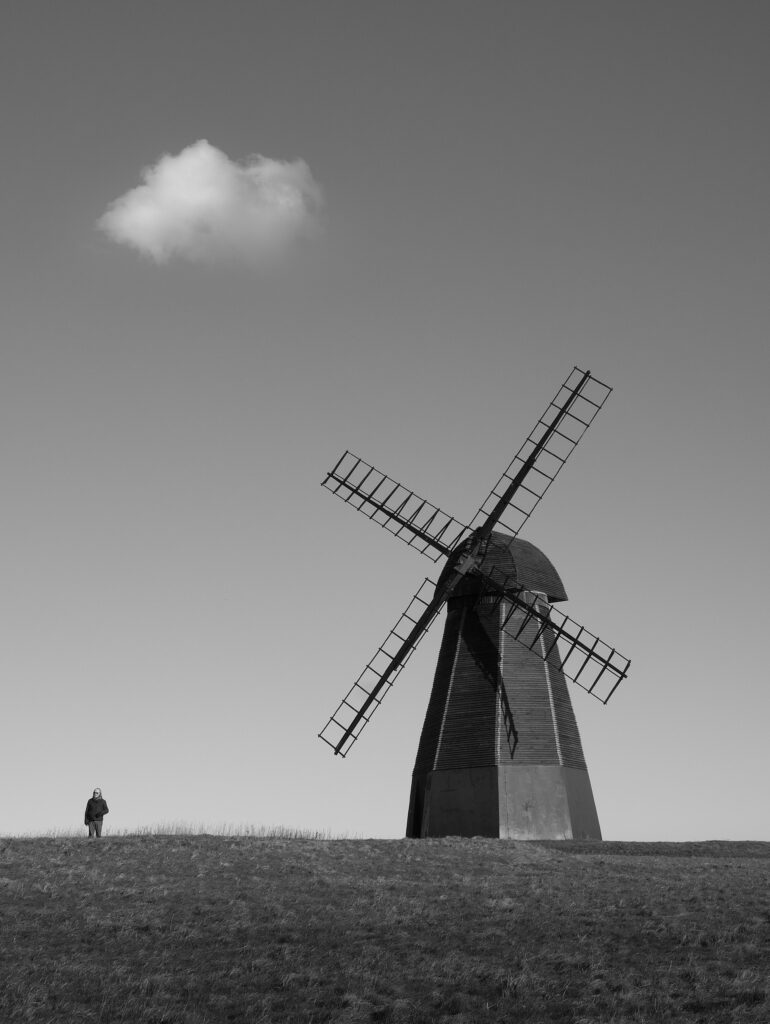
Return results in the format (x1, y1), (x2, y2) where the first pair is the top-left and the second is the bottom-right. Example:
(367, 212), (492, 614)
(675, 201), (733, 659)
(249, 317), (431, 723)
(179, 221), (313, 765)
(84, 797), (109, 824)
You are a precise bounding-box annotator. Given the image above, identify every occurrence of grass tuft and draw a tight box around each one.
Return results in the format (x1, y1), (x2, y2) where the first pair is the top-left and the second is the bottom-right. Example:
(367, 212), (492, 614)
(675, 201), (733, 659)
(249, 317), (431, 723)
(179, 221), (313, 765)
(4, 821), (355, 840)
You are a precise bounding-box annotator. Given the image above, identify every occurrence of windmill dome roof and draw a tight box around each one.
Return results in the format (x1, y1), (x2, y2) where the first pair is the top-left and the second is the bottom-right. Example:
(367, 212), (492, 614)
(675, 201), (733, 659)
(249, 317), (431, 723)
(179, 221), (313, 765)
(439, 531), (568, 603)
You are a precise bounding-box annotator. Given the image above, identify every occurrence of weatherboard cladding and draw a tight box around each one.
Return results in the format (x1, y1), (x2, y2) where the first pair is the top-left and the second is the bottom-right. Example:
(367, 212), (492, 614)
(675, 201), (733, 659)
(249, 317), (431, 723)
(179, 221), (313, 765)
(412, 536), (587, 777)
(412, 604), (473, 776)
(431, 603), (498, 772)
(500, 599), (587, 770)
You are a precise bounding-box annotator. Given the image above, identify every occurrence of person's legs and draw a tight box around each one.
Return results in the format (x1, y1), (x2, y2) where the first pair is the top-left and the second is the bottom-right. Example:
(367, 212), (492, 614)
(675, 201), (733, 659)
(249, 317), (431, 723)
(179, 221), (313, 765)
(88, 822), (97, 838)
(94, 819), (103, 837)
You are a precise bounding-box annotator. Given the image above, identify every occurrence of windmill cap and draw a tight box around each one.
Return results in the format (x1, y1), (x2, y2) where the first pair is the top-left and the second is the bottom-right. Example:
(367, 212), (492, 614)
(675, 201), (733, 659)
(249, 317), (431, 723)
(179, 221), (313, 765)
(439, 532), (568, 603)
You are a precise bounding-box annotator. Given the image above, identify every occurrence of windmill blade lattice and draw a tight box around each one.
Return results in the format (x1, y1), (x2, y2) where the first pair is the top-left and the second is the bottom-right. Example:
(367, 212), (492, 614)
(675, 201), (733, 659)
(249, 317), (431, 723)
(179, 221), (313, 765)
(493, 587), (630, 704)
(318, 579), (441, 756)
(322, 451), (469, 561)
(469, 367), (612, 540)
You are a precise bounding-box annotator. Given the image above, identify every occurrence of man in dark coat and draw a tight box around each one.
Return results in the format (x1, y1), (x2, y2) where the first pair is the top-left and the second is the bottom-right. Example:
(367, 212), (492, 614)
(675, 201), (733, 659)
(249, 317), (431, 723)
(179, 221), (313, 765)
(84, 788), (109, 837)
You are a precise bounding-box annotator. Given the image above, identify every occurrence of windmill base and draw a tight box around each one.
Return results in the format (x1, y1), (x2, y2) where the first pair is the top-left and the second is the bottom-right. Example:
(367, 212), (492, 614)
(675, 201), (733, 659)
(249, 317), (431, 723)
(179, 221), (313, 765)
(406, 765), (602, 840)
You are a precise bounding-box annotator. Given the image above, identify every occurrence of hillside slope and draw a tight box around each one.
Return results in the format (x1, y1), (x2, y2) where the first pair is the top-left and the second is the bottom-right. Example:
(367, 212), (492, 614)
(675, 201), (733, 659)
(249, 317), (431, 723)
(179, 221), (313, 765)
(1, 837), (768, 1022)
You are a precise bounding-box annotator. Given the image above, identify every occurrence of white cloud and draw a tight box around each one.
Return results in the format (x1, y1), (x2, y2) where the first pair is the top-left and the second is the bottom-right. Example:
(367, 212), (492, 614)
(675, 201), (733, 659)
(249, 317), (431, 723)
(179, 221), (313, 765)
(98, 140), (323, 264)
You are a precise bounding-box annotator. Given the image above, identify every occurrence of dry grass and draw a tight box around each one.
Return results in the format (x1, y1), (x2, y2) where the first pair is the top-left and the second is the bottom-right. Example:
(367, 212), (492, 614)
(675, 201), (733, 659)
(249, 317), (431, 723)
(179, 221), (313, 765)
(0, 836), (767, 1022)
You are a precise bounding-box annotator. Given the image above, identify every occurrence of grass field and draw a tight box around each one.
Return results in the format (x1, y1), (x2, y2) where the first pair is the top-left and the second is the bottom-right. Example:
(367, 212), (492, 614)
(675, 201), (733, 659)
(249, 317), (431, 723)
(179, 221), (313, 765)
(0, 834), (767, 1023)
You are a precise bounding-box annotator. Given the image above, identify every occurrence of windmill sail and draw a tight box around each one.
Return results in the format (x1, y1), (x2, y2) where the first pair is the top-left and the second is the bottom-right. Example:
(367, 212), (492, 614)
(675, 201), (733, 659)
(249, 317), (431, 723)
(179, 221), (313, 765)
(495, 589), (630, 704)
(469, 367), (612, 541)
(322, 451), (469, 561)
(318, 579), (442, 756)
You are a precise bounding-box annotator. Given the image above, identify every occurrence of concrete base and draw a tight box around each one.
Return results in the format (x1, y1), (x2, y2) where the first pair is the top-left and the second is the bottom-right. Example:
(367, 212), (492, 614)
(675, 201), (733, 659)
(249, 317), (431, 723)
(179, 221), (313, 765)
(407, 765), (601, 839)
(407, 766), (499, 838)
(498, 764), (601, 839)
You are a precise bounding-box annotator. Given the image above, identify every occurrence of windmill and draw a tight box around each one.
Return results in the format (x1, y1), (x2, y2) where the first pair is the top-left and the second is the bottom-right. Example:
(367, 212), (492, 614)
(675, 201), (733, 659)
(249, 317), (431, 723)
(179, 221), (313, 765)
(319, 367), (630, 839)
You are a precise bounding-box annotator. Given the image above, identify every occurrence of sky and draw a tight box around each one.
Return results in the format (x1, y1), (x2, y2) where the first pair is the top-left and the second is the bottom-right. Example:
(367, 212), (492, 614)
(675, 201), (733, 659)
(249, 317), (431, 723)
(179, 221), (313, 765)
(1, 1), (768, 840)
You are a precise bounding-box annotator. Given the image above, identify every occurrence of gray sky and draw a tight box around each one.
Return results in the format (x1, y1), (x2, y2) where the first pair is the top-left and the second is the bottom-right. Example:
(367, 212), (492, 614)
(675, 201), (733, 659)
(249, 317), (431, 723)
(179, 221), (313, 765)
(2, 1), (769, 838)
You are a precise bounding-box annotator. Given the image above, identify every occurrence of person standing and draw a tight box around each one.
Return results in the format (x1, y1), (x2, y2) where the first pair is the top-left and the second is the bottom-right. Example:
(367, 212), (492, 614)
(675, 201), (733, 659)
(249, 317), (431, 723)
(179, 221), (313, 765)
(84, 788), (109, 838)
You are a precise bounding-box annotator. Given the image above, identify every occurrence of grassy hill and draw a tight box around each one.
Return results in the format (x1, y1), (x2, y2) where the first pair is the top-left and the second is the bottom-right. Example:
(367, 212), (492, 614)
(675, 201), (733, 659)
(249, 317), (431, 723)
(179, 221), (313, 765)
(1, 835), (768, 1023)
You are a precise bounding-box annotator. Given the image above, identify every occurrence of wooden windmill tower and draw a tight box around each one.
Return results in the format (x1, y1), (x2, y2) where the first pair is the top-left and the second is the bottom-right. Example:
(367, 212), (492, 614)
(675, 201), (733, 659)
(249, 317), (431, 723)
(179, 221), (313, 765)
(319, 368), (630, 839)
